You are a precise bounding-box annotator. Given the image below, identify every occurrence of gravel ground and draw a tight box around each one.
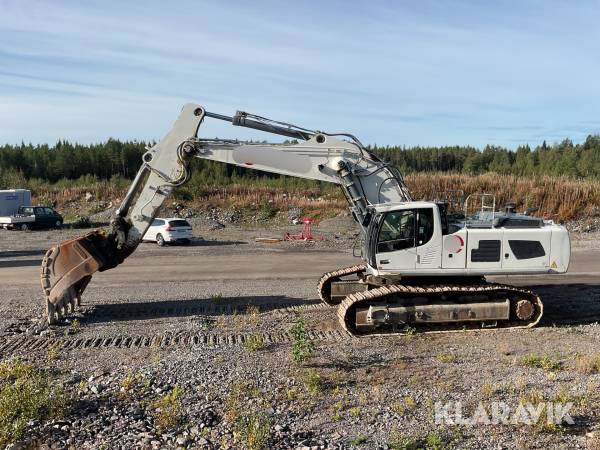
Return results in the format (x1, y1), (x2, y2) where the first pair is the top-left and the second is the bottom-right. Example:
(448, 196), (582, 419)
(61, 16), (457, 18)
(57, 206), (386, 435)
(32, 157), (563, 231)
(0, 222), (599, 449)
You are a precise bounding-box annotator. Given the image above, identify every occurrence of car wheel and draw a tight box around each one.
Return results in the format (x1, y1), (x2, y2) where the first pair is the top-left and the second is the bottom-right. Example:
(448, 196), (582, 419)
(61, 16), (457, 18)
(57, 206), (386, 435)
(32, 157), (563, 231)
(20, 224), (29, 231)
(55, 220), (62, 229)
(156, 234), (165, 247)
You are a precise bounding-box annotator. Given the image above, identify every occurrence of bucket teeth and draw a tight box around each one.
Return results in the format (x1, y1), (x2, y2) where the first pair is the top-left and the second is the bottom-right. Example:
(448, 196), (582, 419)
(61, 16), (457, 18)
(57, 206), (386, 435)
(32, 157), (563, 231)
(40, 231), (106, 324)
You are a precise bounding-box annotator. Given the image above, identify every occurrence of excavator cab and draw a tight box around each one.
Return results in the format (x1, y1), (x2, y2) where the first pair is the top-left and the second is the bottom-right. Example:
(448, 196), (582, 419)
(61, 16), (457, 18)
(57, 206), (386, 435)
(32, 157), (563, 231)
(366, 202), (445, 274)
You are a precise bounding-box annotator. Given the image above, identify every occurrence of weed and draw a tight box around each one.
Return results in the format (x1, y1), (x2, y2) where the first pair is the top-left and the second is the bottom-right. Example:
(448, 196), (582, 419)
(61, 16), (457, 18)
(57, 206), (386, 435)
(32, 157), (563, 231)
(303, 370), (323, 396)
(258, 199), (277, 220)
(213, 354), (225, 364)
(69, 319), (81, 334)
(47, 340), (63, 362)
(119, 371), (139, 398)
(435, 352), (456, 363)
(481, 383), (506, 398)
(358, 391), (367, 405)
(286, 387), (300, 401)
(393, 358), (408, 370)
(332, 400), (344, 421)
(575, 354), (600, 374)
(392, 395), (417, 415)
(244, 334), (265, 352)
(388, 434), (419, 450)
(519, 354), (562, 371)
(225, 381), (263, 422)
(0, 359), (70, 446)
(149, 385), (183, 432)
(552, 385), (589, 409)
(350, 435), (368, 445)
(225, 381), (271, 450)
(151, 351), (161, 367)
(233, 412), (270, 450)
(404, 395), (416, 408)
(214, 315), (226, 329)
(290, 318), (315, 363)
(348, 406), (361, 418)
(425, 432), (444, 449)
(246, 305), (260, 327)
(210, 293), (224, 303)
(520, 388), (544, 405)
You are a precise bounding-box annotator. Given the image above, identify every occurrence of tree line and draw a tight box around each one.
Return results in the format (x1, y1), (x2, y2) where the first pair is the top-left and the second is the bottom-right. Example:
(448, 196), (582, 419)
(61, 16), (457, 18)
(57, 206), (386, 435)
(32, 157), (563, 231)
(1, 135), (600, 186)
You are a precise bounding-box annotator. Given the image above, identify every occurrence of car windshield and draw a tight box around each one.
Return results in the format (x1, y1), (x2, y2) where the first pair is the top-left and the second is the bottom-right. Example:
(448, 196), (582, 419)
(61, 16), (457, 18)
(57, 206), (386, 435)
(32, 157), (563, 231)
(169, 220), (191, 227)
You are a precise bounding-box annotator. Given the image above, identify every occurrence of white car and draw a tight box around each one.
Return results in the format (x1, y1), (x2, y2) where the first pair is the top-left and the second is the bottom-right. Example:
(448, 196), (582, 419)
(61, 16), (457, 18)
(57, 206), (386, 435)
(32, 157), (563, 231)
(143, 218), (193, 246)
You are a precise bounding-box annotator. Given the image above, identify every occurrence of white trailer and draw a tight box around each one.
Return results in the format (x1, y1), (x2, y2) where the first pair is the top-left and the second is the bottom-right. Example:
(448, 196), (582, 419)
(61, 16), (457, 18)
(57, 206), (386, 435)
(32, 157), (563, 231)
(0, 189), (31, 216)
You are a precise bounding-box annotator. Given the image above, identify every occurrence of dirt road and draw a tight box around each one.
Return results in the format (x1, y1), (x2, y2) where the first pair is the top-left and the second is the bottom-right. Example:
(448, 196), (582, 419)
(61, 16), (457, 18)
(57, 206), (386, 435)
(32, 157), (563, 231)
(0, 229), (599, 449)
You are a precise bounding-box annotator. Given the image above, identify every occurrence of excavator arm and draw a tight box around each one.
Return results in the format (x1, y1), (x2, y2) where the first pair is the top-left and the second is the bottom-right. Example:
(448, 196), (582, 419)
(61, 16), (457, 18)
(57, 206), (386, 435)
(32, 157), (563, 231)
(42, 103), (411, 324)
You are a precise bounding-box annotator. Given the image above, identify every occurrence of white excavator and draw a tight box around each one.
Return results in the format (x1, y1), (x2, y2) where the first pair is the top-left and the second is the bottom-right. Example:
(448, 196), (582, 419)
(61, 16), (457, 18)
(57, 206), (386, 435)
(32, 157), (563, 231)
(41, 104), (570, 336)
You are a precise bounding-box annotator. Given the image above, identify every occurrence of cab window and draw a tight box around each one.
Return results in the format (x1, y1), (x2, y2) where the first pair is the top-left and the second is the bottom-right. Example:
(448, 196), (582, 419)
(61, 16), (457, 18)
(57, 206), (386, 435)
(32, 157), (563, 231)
(377, 210), (415, 253)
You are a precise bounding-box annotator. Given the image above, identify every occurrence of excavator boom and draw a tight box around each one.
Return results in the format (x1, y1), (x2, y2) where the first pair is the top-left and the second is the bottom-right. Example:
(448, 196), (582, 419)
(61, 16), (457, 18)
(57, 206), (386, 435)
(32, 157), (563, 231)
(42, 103), (410, 323)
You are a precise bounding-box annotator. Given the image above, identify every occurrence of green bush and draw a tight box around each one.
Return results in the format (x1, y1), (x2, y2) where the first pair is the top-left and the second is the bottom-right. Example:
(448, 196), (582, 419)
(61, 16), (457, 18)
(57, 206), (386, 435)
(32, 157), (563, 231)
(0, 359), (70, 446)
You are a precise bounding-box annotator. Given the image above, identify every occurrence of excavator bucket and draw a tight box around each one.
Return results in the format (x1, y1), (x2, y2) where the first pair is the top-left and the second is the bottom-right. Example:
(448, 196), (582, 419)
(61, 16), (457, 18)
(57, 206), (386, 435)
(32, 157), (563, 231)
(41, 230), (111, 324)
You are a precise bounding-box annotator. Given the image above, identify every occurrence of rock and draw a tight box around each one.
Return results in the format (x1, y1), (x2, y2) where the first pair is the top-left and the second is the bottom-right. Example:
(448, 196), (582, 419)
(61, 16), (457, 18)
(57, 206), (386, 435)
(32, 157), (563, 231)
(85, 192), (94, 202)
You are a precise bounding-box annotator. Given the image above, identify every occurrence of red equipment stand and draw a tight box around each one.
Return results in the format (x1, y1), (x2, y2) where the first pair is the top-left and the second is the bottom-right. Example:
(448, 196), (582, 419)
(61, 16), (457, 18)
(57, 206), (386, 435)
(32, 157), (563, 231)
(284, 217), (323, 241)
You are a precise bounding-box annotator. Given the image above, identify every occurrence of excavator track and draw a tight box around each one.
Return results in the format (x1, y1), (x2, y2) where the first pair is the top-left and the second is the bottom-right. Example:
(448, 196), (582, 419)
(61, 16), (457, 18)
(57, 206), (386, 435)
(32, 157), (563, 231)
(337, 282), (543, 337)
(318, 264), (366, 305)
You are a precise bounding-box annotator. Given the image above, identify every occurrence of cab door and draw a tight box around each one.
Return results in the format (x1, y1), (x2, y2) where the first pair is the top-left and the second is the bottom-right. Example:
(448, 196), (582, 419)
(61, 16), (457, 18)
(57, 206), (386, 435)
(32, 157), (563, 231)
(374, 209), (417, 270)
(415, 207), (442, 270)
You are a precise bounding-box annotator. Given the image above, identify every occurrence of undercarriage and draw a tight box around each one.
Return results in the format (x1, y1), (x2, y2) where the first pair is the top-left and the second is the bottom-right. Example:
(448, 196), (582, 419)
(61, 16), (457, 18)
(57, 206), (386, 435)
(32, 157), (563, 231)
(318, 265), (542, 337)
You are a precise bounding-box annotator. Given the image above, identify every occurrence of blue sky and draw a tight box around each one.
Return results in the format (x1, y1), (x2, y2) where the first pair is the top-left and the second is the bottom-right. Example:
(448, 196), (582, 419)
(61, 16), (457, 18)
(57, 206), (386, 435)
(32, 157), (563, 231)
(1, 0), (599, 148)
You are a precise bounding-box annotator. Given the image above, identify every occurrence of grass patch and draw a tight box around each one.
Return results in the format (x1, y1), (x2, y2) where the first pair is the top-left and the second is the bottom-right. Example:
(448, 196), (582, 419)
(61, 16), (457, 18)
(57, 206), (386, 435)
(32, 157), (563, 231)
(233, 413), (270, 450)
(149, 385), (183, 432)
(518, 354), (562, 371)
(210, 293), (224, 303)
(246, 305), (261, 327)
(47, 340), (63, 362)
(0, 359), (70, 447)
(391, 395), (417, 415)
(303, 370), (323, 396)
(388, 434), (419, 450)
(69, 319), (81, 334)
(243, 334), (265, 352)
(575, 354), (600, 374)
(435, 352), (456, 363)
(332, 400), (344, 421)
(224, 381), (271, 450)
(290, 318), (315, 363)
(348, 406), (361, 418)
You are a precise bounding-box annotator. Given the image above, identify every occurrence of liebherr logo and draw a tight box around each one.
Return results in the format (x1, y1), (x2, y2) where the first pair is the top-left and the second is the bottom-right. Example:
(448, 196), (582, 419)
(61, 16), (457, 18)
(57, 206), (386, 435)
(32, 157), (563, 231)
(434, 401), (574, 426)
